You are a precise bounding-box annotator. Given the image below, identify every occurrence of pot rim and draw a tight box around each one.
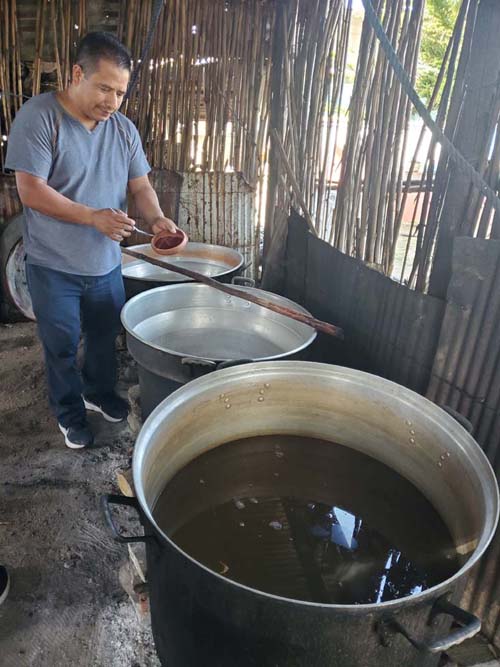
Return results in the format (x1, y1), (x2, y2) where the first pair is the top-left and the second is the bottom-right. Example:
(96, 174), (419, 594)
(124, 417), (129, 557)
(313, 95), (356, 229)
(132, 361), (500, 612)
(121, 241), (244, 283)
(121, 285), (317, 362)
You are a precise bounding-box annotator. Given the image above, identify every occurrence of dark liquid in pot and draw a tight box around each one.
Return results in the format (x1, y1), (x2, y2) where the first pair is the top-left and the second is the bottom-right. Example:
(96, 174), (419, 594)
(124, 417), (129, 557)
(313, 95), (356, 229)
(153, 435), (461, 604)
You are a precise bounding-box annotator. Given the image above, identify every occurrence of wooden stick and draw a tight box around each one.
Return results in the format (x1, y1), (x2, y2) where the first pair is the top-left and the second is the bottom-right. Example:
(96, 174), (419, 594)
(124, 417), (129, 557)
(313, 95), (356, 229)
(121, 247), (343, 339)
(116, 469), (135, 498)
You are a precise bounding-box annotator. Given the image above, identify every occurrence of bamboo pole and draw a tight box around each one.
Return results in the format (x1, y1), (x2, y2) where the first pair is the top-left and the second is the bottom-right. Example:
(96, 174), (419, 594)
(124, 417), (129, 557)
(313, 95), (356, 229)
(51, 0), (63, 91)
(0, 0), (11, 134)
(271, 128), (317, 236)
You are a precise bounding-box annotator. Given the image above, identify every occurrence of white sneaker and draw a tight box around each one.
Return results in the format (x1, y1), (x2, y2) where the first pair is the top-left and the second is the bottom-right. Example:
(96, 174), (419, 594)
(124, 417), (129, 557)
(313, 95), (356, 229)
(58, 423), (94, 449)
(83, 394), (129, 423)
(0, 566), (9, 606)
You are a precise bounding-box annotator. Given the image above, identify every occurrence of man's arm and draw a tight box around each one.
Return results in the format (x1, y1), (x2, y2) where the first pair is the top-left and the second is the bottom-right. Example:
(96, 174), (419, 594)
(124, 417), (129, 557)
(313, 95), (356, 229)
(15, 172), (135, 241)
(128, 174), (177, 235)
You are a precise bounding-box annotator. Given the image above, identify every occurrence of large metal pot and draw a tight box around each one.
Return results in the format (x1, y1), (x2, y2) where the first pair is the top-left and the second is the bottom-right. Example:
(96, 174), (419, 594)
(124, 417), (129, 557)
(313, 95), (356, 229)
(121, 284), (317, 417)
(104, 362), (499, 667)
(121, 242), (245, 299)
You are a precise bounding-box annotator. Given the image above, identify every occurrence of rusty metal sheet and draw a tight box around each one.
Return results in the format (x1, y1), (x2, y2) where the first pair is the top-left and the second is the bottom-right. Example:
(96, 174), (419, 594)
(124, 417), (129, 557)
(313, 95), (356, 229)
(177, 172), (257, 277)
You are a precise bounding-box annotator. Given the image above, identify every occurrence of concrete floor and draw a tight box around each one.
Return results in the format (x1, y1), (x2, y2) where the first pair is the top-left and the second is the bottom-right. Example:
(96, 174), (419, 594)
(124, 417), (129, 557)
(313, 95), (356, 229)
(0, 321), (160, 666)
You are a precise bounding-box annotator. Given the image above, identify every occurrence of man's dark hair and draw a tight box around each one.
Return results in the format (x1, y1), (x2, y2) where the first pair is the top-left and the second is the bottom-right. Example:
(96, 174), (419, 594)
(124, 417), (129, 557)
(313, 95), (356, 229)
(75, 32), (131, 74)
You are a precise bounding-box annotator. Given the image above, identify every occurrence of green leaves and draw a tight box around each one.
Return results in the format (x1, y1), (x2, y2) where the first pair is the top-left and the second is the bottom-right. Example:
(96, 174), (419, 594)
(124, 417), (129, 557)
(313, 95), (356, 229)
(416, 0), (460, 108)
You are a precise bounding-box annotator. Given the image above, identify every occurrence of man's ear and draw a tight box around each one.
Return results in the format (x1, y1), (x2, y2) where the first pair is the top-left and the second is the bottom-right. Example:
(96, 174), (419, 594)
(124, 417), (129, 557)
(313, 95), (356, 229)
(72, 63), (84, 85)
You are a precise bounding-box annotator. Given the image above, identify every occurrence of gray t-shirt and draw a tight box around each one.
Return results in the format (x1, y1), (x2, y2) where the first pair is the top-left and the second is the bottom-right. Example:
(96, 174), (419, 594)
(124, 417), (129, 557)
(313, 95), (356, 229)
(5, 92), (150, 276)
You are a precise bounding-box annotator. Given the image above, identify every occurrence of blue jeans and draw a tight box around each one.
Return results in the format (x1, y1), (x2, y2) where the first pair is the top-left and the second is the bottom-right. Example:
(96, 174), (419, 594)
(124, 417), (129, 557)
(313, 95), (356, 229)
(26, 263), (125, 428)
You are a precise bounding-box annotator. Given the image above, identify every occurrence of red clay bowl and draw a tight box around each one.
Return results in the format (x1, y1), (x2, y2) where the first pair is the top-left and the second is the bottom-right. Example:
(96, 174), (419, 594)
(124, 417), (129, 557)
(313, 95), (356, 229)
(151, 229), (189, 256)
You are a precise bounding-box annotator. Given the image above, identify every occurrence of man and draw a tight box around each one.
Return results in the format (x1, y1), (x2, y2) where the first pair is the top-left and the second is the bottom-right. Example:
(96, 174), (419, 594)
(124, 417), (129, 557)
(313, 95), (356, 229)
(5, 32), (177, 449)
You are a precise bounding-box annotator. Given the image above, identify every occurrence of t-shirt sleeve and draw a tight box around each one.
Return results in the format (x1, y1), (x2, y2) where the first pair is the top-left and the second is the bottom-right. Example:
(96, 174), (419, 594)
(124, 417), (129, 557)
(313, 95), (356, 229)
(5, 101), (54, 180)
(128, 123), (151, 180)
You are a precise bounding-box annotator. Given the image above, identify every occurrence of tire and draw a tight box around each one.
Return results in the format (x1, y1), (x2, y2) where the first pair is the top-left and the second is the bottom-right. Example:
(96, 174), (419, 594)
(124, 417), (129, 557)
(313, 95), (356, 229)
(0, 213), (35, 322)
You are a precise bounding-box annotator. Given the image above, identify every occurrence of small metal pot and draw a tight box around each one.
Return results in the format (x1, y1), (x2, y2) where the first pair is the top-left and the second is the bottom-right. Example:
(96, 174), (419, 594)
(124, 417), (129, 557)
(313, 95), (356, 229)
(104, 362), (499, 667)
(121, 241), (245, 299)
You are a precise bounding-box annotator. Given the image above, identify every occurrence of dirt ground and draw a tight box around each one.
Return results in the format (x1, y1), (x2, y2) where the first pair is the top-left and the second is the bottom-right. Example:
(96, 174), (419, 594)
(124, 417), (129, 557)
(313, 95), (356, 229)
(0, 320), (160, 667)
(1, 321), (499, 667)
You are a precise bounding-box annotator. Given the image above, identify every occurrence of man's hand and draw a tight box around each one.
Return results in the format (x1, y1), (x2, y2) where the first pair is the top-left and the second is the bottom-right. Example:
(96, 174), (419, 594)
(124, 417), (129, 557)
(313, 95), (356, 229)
(90, 208), (136, 242)
(151, 216), (177, 235)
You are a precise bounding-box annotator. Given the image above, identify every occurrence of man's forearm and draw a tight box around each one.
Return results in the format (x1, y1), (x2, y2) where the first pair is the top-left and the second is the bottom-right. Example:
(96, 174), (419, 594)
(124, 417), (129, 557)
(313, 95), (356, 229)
(16, 175), (95, 226)
(132, 185), (164, 227)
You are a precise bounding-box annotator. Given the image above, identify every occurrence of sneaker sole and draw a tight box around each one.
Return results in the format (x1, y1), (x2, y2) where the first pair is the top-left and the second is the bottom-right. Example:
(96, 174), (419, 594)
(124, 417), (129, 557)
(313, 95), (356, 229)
(83, 398), (124, 423)
(58, 424), (88, 449)
(0, 573), (9, 606)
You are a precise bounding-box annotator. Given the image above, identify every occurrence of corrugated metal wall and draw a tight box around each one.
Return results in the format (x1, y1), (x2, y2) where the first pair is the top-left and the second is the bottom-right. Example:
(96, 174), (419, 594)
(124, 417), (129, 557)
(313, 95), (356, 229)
(284, 213), (445, 394)
(427, 237), (500, 648)
(427, 238), (500, 460)
(282, 213), (500, 650)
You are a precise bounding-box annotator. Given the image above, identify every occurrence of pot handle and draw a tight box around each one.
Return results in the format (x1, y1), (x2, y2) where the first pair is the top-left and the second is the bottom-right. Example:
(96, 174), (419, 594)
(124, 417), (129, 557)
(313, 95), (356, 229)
(181, 356), (217, 369)
(181, 357), (253, 374)
(387, 597), (481, 654)
(441, 405), (474, 433)
(101, 494), (152, 544)
(216, 358), (254, 371)
(231, 276), (255, 288)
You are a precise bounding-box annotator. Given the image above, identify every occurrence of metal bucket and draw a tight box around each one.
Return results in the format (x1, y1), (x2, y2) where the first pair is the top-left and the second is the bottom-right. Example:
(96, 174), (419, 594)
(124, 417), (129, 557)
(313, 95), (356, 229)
(120, 284), (317, 417)
(104, 362), (499, 667)
(121, 242), (245, 299)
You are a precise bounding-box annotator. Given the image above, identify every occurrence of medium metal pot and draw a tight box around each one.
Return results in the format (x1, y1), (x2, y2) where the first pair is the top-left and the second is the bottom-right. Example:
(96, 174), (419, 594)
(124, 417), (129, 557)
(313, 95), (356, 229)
(120, 284), (317, 417)
(121, 241), (245, 299)
(104, 362), (499, 667)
